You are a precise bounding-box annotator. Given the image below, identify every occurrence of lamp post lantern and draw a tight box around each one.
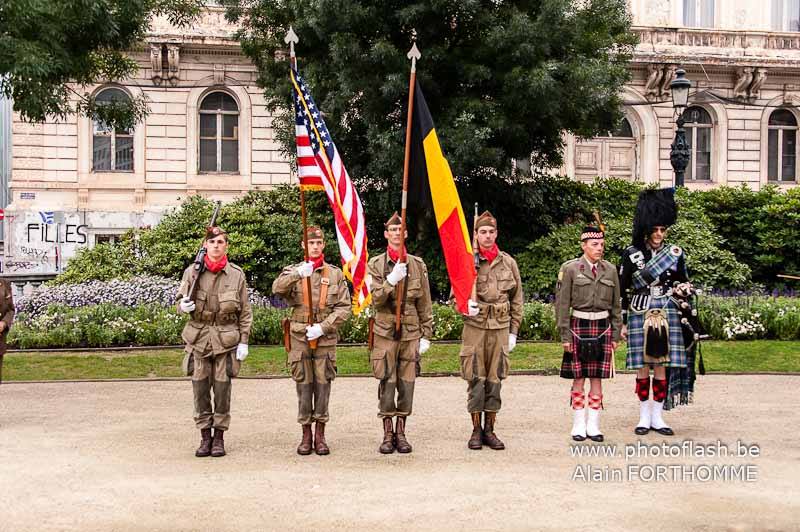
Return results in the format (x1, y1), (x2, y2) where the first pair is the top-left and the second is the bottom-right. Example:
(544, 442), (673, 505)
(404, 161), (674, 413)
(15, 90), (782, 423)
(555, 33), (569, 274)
(669, 68), (692, 187)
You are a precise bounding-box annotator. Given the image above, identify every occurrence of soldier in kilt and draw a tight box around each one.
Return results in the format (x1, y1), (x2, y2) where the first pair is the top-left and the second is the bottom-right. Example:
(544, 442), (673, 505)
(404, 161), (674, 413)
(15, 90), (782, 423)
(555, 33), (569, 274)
(620, 188), (695, 437)
(555, 225), (622, 442)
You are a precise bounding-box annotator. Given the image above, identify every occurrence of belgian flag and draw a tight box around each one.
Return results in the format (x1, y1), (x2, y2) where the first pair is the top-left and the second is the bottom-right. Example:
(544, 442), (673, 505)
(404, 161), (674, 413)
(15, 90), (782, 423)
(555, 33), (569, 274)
(409, 81), (476, 314)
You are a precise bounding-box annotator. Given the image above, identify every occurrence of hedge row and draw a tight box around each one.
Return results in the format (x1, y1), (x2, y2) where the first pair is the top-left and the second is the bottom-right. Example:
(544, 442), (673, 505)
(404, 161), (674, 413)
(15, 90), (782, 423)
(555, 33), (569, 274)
(8, 297), (800, 349)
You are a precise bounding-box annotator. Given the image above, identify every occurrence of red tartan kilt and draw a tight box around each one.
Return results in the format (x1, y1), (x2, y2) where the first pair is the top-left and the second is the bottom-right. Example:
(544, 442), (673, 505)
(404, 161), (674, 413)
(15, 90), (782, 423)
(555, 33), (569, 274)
(560, 317), (614, 379)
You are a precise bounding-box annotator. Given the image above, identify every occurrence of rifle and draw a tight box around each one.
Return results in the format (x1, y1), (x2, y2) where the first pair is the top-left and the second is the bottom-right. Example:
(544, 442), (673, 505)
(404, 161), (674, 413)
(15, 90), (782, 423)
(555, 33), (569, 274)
(187, 201), (222, 302)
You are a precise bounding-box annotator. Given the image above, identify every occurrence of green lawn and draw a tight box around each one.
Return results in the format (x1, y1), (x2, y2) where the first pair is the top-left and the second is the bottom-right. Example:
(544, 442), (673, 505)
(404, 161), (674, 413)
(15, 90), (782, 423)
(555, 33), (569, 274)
(3, 341), (799, 382)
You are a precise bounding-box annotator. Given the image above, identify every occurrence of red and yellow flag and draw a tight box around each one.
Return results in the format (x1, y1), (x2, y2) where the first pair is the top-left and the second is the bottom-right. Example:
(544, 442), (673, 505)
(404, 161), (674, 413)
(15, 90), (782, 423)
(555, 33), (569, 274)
(409, 81), (476, 314)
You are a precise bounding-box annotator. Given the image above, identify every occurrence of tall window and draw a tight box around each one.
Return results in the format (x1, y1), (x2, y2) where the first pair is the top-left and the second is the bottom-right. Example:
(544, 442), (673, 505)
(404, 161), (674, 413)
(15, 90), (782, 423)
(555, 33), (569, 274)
(199, 92), (239, 173)
(772, 0), (800, 31)
(93, 88), (133, 172)
(683, 106), (712, 181)
(683, 0), (715, 27)
(768, 109), (797, 182)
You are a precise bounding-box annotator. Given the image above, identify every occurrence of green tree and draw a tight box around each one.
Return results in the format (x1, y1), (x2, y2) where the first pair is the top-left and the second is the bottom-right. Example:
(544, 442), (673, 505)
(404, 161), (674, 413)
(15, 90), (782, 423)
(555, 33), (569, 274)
(0, 0), (201, 129)
(224, 0), (637, 248)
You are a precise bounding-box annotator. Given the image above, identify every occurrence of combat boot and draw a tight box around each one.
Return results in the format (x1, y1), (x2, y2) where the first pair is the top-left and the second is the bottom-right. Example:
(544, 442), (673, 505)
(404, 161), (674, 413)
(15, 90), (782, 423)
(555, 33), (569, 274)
(468, 412), (483, 450)
(395, 416), (412, 454)
(195, 428), (212, 457)
(314, 421), (330, 455)
(210, 429), (226, 457)
(297, 424), (313, 455)
(482, 412), (505, 450)
(379, 417), (395, 454)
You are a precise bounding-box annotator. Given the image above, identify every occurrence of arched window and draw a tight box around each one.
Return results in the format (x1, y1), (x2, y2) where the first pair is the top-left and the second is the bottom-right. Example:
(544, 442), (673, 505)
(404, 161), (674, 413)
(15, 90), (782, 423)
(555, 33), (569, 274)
(93, 88), (133, 172)
(611, 117), (633, 137)
(683, 106), (712, 181)
(199, 91), (239, 173)
(768, 109), (797, 182)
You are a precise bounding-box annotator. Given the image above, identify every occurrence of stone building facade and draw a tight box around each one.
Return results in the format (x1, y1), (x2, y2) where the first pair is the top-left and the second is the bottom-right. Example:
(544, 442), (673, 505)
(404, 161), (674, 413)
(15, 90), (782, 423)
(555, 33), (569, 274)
(3, 2), (800, 289)
(564, 0), (800, 190)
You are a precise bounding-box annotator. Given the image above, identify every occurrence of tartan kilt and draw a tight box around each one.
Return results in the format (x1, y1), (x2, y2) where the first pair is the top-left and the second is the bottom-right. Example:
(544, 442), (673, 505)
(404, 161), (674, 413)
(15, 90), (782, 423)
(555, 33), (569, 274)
(626, 295), (687, 369)
(560, 317), (614, 379)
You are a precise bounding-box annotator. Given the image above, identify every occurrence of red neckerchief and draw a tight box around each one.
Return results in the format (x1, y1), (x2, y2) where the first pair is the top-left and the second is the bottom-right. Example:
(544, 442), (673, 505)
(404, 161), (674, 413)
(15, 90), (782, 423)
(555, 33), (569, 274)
(310, 254), (325, 270)
(204, 254), (228, 273)
(479, 243), (499, 263)
(387, 246), (406, 263)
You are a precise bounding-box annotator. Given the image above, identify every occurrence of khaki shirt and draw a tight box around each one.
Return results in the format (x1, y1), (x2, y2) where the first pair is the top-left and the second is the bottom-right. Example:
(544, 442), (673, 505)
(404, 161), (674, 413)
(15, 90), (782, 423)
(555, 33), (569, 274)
(177, 262), (253, 357)
(555, 257), (622, 343)
(271, 261), (352, 346)
(465, 252), (524, 334)
(368, 252), (433, 341)
(0, 279), (14, 355)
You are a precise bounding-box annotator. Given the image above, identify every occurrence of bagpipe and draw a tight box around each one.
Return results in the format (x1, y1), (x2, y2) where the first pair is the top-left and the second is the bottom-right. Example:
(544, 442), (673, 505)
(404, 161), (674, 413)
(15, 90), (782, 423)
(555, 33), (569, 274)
(670, 281), (709, 374)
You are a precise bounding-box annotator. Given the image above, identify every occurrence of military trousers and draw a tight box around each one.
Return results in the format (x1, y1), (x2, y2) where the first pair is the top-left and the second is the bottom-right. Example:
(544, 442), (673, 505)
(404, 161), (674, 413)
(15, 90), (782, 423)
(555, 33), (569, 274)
(288, 336), (337, 425)
(192, 350), (236, 431)
(459, 324), (510, 413)
(369, 334), (420, 418)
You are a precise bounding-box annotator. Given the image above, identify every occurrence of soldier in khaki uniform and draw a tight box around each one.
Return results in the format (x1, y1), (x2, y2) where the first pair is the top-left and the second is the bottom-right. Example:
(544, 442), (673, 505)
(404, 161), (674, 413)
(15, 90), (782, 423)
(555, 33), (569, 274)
(555, 225), (622, 442)
(272, 226), (351, 456)
(0, 278), (15, 385)
(368, 212), (433, 454)
(177, 226), (253, 458)
(459, 211), (523, 450)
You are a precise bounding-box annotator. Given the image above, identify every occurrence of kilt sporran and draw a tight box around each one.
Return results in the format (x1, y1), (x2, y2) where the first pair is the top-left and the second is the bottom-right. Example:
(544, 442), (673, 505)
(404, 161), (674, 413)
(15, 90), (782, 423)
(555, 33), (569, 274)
(560, 317), (614, 379)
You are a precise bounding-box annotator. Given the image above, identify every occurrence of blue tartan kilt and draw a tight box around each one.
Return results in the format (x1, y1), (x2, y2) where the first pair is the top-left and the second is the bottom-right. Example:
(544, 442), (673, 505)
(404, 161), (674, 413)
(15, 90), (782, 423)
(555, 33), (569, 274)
(626, 296), (686, 369)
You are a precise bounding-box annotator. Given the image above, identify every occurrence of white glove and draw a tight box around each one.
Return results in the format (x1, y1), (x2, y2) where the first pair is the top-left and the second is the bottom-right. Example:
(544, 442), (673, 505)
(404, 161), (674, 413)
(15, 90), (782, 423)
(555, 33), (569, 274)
(236, 343), (249, 361)
(296, 261), (314, 278)
(179, 296), (196, 313)
(386, 262), (407, 286)
(508, 333), (517, 352)
(306, 323), (324, 341)
(419, 338), (431, 355)
(467, 299), (480, 317)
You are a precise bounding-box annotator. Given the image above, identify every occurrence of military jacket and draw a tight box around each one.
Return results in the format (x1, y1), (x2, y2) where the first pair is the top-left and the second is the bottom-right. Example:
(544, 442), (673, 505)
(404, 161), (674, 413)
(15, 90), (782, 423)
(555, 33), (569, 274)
(368, 252), (433, 342)
(177, 262), (253, 357)
(271, 261), (352, 346)
(465, 251), (524, 334)
(0, 279), (14, 355)
(619, 243), (689, 316)
(555, 257), (622, 343)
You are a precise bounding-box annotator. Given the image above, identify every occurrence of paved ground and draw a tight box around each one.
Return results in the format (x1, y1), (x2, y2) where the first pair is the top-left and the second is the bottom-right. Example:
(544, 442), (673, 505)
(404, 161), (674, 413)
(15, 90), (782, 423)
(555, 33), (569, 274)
(1, 375), (799, 532)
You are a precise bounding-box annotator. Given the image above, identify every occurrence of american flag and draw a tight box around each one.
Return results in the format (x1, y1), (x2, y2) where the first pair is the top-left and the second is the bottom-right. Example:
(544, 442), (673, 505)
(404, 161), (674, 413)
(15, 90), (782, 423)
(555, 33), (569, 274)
(290, 66), (371, 314)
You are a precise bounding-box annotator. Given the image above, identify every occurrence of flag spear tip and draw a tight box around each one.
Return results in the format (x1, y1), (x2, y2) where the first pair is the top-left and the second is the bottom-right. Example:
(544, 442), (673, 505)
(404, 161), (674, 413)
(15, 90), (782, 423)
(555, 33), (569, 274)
(284, 26), (299, 45)
(407, 42), (421, 61)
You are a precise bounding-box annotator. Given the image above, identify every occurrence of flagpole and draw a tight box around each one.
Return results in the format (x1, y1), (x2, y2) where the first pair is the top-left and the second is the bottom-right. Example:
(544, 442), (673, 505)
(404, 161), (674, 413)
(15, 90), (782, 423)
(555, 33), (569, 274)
(395, 42), (421, 338)
(286, 26), (317, 349)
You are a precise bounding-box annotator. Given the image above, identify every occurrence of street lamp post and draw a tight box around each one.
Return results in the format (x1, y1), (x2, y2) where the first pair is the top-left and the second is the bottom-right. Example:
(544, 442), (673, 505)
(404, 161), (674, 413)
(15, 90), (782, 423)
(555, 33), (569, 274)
(669, 68), (692, 188)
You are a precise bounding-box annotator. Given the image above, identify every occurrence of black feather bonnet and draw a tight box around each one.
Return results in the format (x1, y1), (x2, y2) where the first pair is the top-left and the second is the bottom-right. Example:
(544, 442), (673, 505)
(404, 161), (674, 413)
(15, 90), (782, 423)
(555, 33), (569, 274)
(631, 188), (678, 246)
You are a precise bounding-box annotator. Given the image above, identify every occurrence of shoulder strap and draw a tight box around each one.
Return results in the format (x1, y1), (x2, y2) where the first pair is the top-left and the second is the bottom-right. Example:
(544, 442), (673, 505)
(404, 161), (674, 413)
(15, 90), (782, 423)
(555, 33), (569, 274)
(318, 265), (330, 310)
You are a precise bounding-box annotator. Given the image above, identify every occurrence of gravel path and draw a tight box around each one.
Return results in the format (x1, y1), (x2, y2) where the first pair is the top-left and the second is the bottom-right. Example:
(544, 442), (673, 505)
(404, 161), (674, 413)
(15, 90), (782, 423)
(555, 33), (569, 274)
(1, 375), (798, 531)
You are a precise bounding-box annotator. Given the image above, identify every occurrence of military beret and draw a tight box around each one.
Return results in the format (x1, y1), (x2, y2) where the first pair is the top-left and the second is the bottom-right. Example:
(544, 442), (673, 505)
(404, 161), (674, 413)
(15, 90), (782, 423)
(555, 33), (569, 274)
(475, 211), (497, 229)
(385, 211), (402, 228)
(306, 226), (324, 240)
(205, 226), (228, 240)
(580, 225), (604, 241)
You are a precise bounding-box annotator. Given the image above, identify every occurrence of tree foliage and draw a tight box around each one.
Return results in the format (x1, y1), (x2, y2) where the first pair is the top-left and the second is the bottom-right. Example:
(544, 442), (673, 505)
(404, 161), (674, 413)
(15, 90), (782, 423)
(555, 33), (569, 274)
(0, 0), (201, 129)
(224, 0), (637, 246)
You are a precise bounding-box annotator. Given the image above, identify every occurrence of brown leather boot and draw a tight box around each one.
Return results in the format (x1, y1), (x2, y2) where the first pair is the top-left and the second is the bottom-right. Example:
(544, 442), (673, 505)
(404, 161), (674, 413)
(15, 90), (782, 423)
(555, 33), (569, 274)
(482, 412), (505, 450)
(395, 416), (412, 454)
(195, 428), (212, 457)
(297, 424), (313, 456)
(378, 417), (395, 454)
(210, 429), (226, 457)
(468, 412), (483, 450)
(314, 421), (330, 455)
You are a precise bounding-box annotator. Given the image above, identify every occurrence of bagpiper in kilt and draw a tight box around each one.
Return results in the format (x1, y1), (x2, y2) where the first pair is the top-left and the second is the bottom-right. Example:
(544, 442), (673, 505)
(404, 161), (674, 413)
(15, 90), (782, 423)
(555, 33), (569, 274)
(555, 224), (622, 442)
(620, 188), (696, 437)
